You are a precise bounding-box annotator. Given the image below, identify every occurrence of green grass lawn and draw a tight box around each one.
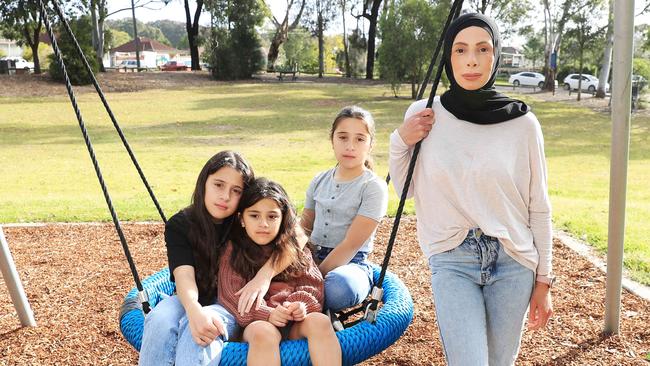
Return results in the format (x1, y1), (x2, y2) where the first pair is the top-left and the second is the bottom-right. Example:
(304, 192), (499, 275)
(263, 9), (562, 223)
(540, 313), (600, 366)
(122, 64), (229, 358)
(1, 82), (648, 284)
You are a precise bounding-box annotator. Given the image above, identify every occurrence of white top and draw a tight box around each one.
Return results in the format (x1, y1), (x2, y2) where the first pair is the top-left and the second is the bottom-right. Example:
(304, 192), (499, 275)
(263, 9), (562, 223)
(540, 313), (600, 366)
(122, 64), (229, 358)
(389, 97), (553, 276)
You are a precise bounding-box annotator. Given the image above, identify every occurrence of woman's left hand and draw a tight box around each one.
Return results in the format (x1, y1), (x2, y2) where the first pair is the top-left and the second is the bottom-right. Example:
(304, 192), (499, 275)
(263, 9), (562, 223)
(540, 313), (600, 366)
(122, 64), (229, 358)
(528, 282), (553, 330)
(235, 266), (272, 315)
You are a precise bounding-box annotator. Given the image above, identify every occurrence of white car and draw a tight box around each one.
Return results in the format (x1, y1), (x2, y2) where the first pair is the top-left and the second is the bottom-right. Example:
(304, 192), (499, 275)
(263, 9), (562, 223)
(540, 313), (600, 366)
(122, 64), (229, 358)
(1, 56), (34, 70)
(508, 72), (546, 88)
(563, 74), (608, 93)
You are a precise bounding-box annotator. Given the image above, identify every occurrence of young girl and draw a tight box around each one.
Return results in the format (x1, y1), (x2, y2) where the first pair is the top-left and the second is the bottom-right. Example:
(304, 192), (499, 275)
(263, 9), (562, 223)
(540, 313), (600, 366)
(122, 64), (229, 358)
(218, 178), (341, 366)
(301, 106), (388, 313)
(139, 151), (300, 366)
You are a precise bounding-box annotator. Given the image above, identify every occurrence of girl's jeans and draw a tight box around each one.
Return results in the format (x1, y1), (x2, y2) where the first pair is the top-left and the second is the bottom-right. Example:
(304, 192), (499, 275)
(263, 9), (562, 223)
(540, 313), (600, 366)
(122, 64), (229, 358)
(316, 247), (374, 312)
(138, 294), (237, 366)
(428, 229), (534, 366)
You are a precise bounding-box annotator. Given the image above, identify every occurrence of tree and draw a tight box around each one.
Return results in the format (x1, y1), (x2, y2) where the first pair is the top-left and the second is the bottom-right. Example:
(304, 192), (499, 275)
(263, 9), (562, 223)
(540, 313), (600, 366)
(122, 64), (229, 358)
(282, 27), (318, 72)
(48, 15), (99, 85)
(150, 20), (189, 49)
(266, 0), (306, 71)
(468, 0), (532, 37)
(348, 27), (367, 77)
(565, 0), (605, 101)
(303, 0), (337, 77)
(105, 18), (172, 45)
(106, 29), (131, 49)
(205, 0), (265, 79)
(0, 0), (44, 74)
(353, 0), (382, 79)
(378, 0), (446, 98)
(595, 0), (612, 98)
(339, 0), (351, 77)
(183, 0), (203, 70)
(522, 33), (544, 70)
(541, 0), (574, 91)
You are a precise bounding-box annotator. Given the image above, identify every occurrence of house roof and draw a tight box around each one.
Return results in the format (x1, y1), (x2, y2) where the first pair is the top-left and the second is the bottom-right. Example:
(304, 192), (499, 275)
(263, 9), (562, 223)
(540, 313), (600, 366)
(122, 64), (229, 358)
(502, 46), (521, 55)
(110, 37), (177, 53)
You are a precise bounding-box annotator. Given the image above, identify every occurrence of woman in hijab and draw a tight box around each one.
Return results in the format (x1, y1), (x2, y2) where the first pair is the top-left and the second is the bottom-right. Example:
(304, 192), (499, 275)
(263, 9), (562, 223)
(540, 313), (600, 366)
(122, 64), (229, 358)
(388, 13), (553, 365)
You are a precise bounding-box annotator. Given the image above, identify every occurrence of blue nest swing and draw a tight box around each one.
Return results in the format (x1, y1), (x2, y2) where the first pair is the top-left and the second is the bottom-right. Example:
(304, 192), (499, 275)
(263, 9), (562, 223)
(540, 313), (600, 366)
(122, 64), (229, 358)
(120, 265), (413, 365)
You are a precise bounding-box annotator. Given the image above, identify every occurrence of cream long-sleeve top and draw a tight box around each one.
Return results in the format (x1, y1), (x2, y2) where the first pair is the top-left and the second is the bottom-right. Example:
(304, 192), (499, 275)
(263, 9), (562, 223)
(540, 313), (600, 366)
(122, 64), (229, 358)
(389, 97), (553, 276)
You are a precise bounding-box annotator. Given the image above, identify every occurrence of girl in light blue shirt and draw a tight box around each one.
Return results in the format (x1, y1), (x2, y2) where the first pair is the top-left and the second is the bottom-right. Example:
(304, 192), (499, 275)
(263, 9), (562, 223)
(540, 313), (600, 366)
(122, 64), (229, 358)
(301, 106), (388, 313)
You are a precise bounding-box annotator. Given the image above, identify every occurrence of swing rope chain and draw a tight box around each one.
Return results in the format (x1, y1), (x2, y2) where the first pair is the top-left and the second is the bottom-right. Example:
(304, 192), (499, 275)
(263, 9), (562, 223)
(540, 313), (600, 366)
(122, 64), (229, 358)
(48, 0), (167, 224)
(38, 0), (151, 313)
(360, 0), (464, 325)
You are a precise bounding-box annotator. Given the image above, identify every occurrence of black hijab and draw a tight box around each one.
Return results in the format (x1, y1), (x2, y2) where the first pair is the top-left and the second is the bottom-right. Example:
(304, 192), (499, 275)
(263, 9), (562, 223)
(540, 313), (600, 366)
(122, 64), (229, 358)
(440, 13), (529, 124)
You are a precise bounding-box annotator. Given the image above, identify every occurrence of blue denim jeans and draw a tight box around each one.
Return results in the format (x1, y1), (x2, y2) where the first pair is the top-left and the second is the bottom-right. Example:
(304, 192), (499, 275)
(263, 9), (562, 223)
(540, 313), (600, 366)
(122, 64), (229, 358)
(428, 229), (534, 366)
(138, 294), (238, 366)
(316, 247), (374, 312)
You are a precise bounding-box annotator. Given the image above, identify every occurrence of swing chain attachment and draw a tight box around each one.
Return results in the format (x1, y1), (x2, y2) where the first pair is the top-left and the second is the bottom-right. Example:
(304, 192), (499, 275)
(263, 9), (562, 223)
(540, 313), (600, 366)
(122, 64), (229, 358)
(363, 286), (384, 324)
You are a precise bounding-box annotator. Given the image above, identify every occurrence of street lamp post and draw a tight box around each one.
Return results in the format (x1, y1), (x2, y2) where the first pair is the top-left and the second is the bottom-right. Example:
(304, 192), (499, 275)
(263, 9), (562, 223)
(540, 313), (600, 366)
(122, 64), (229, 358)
(131, 0), (141, 70)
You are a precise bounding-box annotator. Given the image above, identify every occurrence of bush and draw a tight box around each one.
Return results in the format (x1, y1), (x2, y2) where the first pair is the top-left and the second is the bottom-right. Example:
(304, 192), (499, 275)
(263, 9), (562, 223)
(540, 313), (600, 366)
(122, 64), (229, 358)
(208, 0), (265, 80)
(633, 58), (650, 81)
(48, 16), (99, 85)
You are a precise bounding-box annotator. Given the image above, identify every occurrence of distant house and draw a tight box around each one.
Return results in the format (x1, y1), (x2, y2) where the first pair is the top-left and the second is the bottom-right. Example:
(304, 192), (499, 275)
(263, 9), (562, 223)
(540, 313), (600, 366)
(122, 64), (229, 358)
(501, 46), (525, 68)
(0, 38), (23, 58)
(108, 37), (190, 68)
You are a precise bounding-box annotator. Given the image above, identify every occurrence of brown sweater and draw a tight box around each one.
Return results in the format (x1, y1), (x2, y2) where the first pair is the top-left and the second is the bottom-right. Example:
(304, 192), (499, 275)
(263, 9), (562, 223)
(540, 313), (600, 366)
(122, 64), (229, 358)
(217, 242), (324, 327)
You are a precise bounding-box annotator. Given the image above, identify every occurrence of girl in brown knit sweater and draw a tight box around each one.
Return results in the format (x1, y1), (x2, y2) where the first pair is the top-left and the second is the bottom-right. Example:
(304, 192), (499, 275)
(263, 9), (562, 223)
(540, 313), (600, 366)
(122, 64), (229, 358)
(218, 178), (341, 366)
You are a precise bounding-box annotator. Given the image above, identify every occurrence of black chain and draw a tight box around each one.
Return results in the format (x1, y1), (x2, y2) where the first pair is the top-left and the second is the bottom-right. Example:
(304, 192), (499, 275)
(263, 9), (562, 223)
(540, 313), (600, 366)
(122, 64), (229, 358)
(38, 0), (150, 313)
(49, 0), (167, 224)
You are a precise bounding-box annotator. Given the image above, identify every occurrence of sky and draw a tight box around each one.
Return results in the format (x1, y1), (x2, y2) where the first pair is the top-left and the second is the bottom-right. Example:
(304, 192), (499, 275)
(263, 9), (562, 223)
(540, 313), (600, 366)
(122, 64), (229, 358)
(106, 0), (650, 47)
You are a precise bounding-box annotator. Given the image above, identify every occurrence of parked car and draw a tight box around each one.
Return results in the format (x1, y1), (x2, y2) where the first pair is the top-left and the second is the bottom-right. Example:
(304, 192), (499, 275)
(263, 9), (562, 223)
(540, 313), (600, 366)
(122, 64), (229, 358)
(117, 60), (139, 69)
(1, 56), (34, 71)
(563, 73), (608, 93)
(161, 61), (188, 71)
(508, 71), (546, 88)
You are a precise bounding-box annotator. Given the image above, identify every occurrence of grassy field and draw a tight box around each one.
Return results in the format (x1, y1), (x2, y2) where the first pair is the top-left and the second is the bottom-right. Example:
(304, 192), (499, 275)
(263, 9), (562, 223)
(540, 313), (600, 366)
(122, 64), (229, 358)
(1, 82), (648, 284)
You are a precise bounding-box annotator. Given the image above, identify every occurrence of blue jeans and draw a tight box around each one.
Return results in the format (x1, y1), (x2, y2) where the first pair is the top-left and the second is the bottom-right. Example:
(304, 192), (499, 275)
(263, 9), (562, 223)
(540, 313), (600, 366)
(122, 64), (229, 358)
(138, 294), (238, 366)
(316, 247), (374, 312)
(428, 229), (534, 366)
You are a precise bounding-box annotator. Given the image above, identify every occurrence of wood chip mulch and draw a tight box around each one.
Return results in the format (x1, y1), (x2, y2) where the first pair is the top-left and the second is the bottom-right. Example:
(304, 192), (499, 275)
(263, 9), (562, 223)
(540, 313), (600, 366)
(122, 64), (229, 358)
(1, 218), (648, 365)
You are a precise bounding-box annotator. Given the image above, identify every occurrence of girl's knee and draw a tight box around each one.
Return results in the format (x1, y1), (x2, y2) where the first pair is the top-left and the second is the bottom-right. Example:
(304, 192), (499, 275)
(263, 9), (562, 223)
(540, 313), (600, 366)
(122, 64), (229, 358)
(244, 321), (281, 345)
(302, 313), (335, 336)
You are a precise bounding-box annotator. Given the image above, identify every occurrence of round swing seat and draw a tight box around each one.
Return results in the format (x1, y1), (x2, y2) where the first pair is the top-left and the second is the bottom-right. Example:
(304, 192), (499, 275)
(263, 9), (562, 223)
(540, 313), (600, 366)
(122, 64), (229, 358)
(120, 265), (413, 365)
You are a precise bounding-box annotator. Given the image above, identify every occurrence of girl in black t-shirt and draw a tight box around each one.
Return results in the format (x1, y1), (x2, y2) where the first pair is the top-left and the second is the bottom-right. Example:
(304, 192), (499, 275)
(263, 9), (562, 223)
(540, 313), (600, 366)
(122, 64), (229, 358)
(139, 151), (299, 366)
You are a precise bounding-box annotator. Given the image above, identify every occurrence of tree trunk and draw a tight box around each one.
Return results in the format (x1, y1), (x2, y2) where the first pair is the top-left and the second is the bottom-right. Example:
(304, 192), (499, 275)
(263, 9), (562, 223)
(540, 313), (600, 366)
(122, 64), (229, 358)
(266, 0), (306, 72)
(596, 0), (613, 98)
(90, 0), (105, 72)
(267, 32), (285, 72)
(364, 0), (382, 80)
(184, 0), (203, 71)
(318, 13), (324, 78)
(543, 0), (572, 91)
(341, 0), (351, 77)
(25, 12), (42, 74)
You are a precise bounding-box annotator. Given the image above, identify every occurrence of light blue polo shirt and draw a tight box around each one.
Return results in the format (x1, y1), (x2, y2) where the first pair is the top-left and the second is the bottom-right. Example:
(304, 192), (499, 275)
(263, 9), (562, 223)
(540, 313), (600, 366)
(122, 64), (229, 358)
(305, 168), (388, 253)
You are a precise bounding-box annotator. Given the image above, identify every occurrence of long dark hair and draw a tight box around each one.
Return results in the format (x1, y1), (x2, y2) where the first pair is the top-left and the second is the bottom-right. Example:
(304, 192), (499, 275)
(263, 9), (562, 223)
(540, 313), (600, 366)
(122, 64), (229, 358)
(330, 105), (376, 170)
(229, 178), (309, 281)
(185, 150), (254, 301)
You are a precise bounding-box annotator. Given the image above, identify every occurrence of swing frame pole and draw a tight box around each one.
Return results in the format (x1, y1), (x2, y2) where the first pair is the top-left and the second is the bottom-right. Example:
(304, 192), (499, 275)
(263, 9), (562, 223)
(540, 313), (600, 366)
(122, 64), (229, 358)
(604, 0), (634, 335)
(0, 226), (36, 327)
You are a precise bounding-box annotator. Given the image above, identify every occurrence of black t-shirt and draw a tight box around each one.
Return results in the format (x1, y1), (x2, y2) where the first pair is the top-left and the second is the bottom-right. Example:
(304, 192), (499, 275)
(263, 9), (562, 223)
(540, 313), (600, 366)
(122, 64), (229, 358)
(165, 210), (224, 305)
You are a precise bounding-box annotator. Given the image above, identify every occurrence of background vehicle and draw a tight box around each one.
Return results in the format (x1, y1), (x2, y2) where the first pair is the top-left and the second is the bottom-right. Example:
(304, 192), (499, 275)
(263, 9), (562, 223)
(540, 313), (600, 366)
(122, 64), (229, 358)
(563, 74), (608, 93)
(117, 60), (139, 69)
(161, 61), (188, 71)
(0, 57), (34, 71)
(508, 71), (546, 88)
